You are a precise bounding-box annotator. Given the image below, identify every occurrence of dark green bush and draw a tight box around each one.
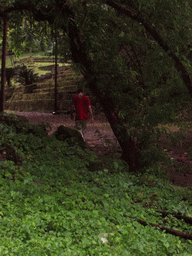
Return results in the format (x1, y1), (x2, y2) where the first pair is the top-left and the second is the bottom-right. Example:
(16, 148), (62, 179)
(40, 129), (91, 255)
(15, 65), (38, 85)
(5, 67), (15, 87)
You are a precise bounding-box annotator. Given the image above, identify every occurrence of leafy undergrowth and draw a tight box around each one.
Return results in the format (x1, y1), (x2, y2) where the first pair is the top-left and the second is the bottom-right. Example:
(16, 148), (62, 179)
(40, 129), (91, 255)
(0, 117), (192, 255)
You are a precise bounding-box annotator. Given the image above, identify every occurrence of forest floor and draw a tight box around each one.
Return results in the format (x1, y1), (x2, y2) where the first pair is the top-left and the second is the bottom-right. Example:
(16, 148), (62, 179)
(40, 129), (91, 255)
(11, 111), (192, 188)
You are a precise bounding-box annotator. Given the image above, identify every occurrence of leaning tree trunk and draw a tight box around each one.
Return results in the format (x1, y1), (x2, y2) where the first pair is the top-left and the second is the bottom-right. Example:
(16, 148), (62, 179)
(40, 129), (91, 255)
(60, 5), (140, 172)
(87, 77), (140, 172)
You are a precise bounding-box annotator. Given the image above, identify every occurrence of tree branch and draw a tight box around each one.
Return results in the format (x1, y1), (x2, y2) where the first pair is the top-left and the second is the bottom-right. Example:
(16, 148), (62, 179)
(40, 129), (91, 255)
(124, 214), (192, 240)
(158, 211), (192, 225)
(105, 0), (192, 98)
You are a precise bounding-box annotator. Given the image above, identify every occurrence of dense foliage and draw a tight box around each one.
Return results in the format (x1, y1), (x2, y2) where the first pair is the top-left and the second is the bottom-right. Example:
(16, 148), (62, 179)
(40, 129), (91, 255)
(0, 115), (192, 255)
(1, 0), (192, 171)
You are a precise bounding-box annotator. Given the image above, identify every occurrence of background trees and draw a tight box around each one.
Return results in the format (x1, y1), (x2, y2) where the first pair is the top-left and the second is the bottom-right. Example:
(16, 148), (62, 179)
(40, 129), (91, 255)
(1, 0), (192, 172)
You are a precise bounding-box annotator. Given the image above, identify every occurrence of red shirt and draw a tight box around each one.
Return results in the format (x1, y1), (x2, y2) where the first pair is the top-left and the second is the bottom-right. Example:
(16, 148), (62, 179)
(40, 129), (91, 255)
(72, 95), (91, 120)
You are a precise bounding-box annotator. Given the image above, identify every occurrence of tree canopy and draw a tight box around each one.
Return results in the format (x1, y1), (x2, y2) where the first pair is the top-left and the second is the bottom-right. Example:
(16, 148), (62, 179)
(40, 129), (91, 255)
(1, 0), (192, 172)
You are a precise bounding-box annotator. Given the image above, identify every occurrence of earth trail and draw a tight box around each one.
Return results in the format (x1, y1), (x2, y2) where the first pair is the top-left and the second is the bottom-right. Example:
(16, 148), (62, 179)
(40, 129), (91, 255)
(13, 111), (192, 187)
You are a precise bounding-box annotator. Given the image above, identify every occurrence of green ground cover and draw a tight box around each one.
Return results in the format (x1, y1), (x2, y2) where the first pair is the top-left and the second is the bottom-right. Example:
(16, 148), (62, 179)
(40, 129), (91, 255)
(0, 114), (192, 255)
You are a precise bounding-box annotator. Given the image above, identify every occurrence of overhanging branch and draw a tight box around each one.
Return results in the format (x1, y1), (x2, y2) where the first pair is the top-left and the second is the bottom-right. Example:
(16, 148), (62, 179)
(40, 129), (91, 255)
(105, 0), (192, 98)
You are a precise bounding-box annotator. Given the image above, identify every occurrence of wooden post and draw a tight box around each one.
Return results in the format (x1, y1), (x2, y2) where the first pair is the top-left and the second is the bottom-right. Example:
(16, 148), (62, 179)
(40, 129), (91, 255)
(0, 12), (8, 113)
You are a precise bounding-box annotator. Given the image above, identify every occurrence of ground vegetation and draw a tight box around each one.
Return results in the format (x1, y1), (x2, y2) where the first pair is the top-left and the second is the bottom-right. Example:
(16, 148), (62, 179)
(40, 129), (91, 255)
(0, 113), (192, 255)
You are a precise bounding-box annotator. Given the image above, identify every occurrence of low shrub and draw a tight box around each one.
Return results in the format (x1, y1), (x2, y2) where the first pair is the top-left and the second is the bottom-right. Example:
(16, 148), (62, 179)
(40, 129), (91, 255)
(15, 65), (38, 85)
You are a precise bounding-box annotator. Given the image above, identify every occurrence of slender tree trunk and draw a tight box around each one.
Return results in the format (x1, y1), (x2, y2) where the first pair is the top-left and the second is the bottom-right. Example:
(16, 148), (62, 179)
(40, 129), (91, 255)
(54, 31), (58, 113)
(0, 12), (8, 113)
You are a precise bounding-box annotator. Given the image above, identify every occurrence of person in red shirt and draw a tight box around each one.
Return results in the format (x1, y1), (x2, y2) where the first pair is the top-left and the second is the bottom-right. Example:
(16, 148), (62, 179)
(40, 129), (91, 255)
(71, 88), (94, 141)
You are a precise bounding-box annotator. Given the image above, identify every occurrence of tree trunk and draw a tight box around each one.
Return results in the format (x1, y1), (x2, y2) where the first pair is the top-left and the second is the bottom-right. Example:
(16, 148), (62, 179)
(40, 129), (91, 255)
(86, 77), (140, 172)
(54, 29), (58, 113)
(0, 12), (8, 113)
(105, 110), (139, 172)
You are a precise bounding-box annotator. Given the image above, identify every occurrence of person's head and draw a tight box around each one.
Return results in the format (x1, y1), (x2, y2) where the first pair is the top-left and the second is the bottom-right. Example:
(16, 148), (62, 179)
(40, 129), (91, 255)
(77, 88), (83, 98)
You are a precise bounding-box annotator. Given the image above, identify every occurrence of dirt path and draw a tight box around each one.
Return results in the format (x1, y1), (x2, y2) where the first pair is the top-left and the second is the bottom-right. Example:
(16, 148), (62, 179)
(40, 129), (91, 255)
(13, 111), (120, 156)
(13, 111), (192, 187)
